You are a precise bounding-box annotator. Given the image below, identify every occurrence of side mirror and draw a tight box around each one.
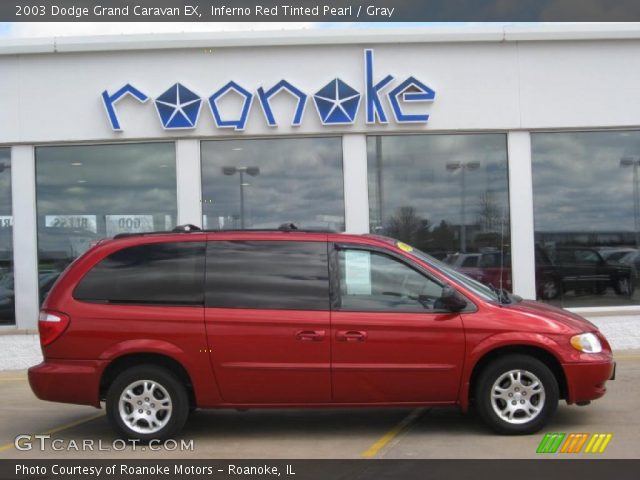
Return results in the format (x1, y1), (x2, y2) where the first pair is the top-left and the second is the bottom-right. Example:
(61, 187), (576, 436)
(438, 285), (468, 312)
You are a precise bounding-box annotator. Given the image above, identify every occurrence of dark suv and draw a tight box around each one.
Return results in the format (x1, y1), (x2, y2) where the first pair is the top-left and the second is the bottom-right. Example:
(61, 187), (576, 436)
(552, 247), (635, 297)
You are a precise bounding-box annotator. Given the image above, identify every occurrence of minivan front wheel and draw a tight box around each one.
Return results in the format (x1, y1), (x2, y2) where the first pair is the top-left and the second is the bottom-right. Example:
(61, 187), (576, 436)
(475, 355), (559, 434)
(106, 365), (189, 441)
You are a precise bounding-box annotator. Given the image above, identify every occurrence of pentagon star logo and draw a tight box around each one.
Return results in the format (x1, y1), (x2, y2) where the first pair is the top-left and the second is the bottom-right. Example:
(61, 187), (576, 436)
(154, 83), (202, 129)
(313, 78), (361, 125)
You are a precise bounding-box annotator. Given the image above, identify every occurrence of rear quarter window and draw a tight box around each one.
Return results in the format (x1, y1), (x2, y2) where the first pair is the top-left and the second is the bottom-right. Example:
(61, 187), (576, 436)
(73, 241), (205, 305)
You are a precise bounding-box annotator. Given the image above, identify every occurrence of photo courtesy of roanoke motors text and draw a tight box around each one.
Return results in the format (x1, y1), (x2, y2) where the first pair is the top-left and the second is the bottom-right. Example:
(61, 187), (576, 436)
(0, 1), (639, 479)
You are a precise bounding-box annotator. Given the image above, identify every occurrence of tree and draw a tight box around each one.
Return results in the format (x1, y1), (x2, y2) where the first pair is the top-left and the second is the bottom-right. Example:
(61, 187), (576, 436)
(385, 206), (431, 246)
(431, 220), (456, 253)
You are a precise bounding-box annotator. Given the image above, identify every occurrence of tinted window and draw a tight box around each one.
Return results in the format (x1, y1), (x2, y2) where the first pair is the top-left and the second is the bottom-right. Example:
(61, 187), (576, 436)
(74, 242), (205, 305)
(201, 138), (345, 231)
(367, 134), (512, 292)
(338, 249), (444, 312)
(206, 241), (329, 310)
(36, 143), (177, 305)
(532, 131), (640, 307)
(462, 256), (479, 267)
(0, 148), (14, 325)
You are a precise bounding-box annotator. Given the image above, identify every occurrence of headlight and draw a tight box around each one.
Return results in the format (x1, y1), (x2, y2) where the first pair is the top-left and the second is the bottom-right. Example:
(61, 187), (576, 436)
(570, 333), (602, 353)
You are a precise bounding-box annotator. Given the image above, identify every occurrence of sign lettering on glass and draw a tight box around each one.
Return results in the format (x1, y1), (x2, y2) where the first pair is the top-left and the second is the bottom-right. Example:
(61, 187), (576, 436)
(0, 216), (12, 228)
(45, 215), (97, 233)
(106, 215), (154, 237)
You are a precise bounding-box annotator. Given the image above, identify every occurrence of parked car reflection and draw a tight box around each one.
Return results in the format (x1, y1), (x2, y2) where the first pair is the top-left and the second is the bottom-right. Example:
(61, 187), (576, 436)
(444, 248), (562, 300)
(0, 271), (62, 323)
(618, 250), (640, 284)
(552, 247), (635, 297)
(444, 244), (637, 300)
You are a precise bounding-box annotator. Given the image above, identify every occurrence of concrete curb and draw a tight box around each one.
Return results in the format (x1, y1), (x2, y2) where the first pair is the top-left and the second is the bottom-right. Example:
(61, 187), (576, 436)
(0, 334), (42, 371)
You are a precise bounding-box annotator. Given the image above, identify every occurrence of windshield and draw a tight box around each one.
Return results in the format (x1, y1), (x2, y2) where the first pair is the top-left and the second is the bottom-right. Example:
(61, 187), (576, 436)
(404, 245), (501, 303)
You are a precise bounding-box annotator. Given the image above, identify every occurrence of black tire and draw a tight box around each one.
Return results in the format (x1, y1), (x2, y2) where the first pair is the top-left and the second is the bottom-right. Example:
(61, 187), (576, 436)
(613, 275), (635, 297)
(106, 365), (189, 442)
(540, 277), (561, 300)
(475, 355), (559, 435)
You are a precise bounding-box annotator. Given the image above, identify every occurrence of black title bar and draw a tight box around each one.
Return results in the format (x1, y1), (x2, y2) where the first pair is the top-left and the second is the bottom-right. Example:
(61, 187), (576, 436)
(4, 0), (640, 22)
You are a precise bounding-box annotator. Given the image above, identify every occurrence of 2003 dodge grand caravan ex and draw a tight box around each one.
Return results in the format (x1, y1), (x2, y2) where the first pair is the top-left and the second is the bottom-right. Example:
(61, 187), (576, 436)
(29, 225), (615, 440)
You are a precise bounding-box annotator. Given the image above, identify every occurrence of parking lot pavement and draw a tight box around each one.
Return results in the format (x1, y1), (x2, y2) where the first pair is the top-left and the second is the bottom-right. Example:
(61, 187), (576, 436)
(1, 353), (639, 460)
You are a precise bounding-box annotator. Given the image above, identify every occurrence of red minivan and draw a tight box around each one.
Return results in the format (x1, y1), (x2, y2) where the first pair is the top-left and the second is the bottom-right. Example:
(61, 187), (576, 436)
(28, 226), (615, 440)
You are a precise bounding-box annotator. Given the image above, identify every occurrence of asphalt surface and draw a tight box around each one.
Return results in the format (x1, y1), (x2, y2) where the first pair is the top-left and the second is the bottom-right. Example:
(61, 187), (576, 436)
(0, 353), (639, 460)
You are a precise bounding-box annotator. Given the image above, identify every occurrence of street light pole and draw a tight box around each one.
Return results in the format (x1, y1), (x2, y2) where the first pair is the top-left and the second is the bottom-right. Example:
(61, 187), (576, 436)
(446, 161), (480, 252)
(222, 166), (260, 229)
(238, 169), (245, 229)
(620, 156), (640, 247)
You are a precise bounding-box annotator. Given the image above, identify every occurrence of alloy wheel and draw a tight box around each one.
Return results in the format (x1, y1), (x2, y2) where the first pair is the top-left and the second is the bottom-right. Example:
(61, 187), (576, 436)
(490, 369), (546, 425)
(118, 379), (173, 434)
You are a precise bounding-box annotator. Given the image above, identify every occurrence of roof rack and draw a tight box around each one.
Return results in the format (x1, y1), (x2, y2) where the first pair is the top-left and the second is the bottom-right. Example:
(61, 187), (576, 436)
(112, 223), (336, 239)
(113, 224), (202, 239)
(173, 224), (201, 233)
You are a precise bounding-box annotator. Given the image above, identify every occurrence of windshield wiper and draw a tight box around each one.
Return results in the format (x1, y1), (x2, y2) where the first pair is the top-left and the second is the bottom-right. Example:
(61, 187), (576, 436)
(488, 284), (512, 304)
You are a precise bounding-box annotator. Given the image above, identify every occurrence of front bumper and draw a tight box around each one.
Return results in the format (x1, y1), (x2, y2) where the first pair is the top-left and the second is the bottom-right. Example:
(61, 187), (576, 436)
(563, 359), (614, 404)
(28, 359), (105, 407)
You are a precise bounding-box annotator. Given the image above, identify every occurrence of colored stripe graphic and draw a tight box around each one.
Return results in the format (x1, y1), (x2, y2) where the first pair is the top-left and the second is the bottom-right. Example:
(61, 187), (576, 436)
(537, 433), (565, 453)
(560, 433), (588, 453)
(585, 433), (613, 453)
(537, 433), (612, 454)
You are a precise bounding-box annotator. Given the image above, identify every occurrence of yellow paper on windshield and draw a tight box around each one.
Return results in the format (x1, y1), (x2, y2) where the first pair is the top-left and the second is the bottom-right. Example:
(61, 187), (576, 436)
(396, 241), (414, 253)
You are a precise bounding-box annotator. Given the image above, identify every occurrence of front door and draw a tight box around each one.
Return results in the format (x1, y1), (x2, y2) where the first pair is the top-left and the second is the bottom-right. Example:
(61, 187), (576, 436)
(205, 239), (331, 404)
(330, 245), (466, 403)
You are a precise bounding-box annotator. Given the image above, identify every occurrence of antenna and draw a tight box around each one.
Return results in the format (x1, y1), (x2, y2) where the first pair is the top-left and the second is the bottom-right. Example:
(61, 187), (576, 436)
(499, 206), (506, 293)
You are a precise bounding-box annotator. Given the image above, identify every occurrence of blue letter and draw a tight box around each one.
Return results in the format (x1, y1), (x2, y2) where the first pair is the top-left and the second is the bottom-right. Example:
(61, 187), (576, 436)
(208, 81), (254, 131)
(101, 84), (148, 131)
(257, 80), (308, 127)
(365, 49), (393, 124)
(388, 77), (436, 123)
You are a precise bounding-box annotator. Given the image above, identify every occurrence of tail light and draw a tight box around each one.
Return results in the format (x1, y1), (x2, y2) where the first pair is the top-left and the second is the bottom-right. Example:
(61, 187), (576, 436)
(38, 310), (70, 347)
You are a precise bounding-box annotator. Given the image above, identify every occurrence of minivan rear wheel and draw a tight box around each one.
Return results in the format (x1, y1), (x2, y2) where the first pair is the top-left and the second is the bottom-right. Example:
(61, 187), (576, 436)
(106, 365), (189, 441)
(475, 355), (559, 435)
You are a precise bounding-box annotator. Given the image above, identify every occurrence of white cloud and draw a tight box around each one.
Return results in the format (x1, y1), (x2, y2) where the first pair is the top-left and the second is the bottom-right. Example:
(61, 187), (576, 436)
(5, 22), (315, 38)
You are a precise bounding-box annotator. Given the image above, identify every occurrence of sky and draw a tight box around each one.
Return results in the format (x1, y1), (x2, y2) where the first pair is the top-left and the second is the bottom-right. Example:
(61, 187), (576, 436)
(0, 22), (469, 38)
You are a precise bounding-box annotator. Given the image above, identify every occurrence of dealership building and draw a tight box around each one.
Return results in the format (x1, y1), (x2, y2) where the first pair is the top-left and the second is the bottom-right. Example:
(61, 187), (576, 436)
(1, 24), (640, 355)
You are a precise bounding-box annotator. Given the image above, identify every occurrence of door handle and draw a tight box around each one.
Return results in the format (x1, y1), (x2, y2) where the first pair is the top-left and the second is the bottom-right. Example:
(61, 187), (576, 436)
(295, 330), (326, 342)
(336, 330), (368, 342)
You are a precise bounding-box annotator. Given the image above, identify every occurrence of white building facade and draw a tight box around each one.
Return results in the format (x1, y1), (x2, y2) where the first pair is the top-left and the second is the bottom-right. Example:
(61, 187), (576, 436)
(1, 25), (640, 350)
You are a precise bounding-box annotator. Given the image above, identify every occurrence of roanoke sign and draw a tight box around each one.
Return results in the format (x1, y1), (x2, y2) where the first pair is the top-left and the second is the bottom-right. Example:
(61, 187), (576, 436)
(101, 49), (436, 132)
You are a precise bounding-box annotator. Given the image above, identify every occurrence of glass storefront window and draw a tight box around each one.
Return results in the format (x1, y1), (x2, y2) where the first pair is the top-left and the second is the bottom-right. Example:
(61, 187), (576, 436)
(532, 131), (640, 308)
(201, 138), (345, 231)
(36, 143), (177, 304)
(0, 148), (14, 325)
(368, 134), (512, 291)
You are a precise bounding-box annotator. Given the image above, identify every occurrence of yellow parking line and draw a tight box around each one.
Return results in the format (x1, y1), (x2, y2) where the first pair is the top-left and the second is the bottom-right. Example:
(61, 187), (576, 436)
(0, 412), (105, 453)
(0, 377), (27, 383)
(361, 408), (425, 459)
(614, 354), (640, 360)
